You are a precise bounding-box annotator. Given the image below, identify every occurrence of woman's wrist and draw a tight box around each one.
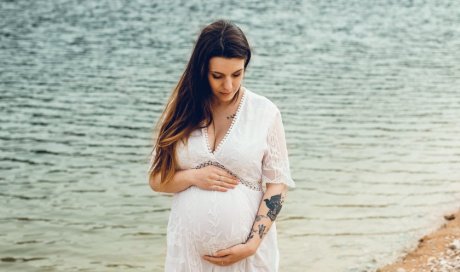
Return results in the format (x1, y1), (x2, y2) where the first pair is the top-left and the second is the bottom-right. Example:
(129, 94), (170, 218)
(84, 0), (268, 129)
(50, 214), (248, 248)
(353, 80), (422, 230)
(186, 168), (199, 187)
(244, 236), (261, 255)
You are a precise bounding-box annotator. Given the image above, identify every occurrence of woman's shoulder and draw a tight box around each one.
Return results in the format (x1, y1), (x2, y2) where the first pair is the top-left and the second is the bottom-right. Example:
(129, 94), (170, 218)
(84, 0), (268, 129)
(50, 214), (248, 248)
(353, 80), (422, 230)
(244, 87), (280, 114)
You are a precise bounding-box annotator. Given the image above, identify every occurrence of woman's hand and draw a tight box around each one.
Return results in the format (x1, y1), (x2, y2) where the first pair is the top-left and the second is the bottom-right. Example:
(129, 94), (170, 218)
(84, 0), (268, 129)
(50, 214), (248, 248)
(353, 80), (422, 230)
(191, 166), (239, 192)
(202, 243), (255, 266)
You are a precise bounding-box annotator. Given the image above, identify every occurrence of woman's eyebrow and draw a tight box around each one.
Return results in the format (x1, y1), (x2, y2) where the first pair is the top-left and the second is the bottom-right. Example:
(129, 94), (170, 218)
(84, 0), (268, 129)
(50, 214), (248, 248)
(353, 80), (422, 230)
(210, 69), (243, 75)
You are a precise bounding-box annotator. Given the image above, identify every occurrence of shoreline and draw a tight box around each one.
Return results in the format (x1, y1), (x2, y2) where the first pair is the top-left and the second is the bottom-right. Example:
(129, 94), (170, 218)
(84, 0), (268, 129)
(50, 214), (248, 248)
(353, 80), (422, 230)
(377, 209), (460, 272)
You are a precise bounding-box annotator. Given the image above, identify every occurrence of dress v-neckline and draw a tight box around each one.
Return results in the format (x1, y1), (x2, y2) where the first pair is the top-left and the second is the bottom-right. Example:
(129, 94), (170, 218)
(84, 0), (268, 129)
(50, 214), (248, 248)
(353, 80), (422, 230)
(202, 88), (248, 156)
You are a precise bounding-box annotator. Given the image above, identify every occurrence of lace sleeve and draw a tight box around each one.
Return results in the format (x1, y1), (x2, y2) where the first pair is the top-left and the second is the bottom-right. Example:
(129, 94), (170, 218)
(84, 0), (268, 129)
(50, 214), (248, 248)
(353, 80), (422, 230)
(261, 109), (295, 188)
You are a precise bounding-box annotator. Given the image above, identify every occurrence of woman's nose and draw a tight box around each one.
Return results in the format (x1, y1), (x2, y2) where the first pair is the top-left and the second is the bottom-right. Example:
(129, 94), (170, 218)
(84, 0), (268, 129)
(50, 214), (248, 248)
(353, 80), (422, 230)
(223, 77), (232, 90)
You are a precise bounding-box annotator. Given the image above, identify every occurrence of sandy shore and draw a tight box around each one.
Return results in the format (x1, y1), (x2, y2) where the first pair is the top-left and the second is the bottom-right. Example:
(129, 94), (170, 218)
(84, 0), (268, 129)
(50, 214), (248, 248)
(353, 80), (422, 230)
(377, 209), (460, 272)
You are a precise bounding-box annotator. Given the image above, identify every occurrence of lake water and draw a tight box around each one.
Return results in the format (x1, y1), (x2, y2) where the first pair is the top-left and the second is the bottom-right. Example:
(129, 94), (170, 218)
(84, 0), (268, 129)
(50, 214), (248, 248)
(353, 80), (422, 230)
(1, 0), (460, 271)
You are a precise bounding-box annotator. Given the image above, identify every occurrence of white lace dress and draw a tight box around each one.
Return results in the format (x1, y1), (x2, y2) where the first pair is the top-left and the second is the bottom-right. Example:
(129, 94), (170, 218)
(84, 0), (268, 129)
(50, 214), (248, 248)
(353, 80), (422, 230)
(163, 87), (295, 272)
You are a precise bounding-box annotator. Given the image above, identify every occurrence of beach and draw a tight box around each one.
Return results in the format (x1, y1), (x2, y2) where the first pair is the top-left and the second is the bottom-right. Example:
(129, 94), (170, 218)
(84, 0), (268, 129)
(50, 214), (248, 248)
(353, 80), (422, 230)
(378, 210), (460, 272)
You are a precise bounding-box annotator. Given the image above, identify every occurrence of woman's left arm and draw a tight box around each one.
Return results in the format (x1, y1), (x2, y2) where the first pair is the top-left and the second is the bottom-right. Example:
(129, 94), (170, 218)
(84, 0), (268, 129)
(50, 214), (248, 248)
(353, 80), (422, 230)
(203, 183), (287, 266)
(204, 108), (294, 266)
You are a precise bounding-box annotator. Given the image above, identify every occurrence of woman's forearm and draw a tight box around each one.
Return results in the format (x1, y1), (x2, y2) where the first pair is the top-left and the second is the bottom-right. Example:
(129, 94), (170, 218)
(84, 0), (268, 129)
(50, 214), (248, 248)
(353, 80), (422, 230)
(245, 183), (288, 252)
(149, 169), (197, 193)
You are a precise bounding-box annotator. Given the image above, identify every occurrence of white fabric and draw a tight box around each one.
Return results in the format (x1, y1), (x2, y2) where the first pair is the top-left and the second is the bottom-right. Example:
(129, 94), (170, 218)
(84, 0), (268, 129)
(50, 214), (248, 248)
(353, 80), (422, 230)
(163, 87), (295, 272)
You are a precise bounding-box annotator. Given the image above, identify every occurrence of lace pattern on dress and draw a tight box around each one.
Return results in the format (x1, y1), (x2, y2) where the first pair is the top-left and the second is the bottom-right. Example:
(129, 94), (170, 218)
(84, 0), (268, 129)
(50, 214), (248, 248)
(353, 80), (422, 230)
(194, 160), (262, 191)
(261, 110), (296, 188)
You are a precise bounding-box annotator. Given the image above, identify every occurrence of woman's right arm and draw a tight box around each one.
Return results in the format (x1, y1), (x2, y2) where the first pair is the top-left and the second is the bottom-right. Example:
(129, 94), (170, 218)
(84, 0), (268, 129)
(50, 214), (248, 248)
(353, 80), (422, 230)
(149, 166), (239, 194)
(149, 169), (197, 193)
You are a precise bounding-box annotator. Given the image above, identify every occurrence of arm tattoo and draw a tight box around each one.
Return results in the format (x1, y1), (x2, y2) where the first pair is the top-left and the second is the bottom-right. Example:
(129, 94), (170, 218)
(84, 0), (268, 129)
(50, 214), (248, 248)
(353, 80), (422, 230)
(263, 193), (283, 221)
(258, 224), (266, 239)
(245, 224), (267, 243)
(245, 229), (256, 243)
(245, 194), (284, 243)
(255, 214), (269, 222)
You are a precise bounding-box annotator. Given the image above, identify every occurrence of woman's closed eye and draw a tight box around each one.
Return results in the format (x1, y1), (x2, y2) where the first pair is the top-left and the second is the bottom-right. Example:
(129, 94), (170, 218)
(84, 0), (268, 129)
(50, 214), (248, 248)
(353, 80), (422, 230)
(212, 73), (241, 79)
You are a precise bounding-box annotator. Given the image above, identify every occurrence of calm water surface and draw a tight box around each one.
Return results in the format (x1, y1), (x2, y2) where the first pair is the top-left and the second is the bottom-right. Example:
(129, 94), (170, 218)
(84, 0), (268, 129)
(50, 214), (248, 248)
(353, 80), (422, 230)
(1, 0), (460, 271)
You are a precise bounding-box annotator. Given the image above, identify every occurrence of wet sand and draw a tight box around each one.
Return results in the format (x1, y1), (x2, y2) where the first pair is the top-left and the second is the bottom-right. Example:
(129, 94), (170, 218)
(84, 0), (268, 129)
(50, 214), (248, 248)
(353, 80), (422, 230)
(378, 210), (460, 272)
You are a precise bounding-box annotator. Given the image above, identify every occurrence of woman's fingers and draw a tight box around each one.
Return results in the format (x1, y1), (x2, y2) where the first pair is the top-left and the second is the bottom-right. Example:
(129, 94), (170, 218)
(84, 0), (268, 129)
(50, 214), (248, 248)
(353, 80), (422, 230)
(202, 255), (231, 266)
(211, 184), (228, 192)
(215, 170), (239, 185)
(216, 179), (236, 189)
(225, 180), (237, 189)
(214, 248), (231, 257)
(221, 175), (239, 186)
(202, 166), (240, 191)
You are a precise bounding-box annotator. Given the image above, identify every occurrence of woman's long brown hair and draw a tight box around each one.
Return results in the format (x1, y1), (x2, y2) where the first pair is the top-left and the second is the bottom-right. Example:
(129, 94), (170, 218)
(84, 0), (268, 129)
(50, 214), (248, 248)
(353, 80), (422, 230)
(149, 20), (252, 184)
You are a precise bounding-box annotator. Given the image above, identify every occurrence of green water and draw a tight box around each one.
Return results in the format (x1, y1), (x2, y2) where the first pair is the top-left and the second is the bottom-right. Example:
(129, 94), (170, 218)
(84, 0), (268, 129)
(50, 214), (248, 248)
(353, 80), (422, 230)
(1, 0), (460, 271)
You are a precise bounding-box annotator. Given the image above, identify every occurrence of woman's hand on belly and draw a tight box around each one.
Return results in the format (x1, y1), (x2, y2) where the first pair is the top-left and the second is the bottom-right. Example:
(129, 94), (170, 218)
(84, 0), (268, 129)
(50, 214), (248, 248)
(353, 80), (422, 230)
(192, 165), (239, 192)
(202, 243), (256, 266)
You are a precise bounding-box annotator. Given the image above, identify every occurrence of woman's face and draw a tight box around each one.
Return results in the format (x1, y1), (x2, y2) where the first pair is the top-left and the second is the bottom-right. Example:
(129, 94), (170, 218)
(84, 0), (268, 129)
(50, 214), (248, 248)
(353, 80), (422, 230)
(208, 57), (245, 104)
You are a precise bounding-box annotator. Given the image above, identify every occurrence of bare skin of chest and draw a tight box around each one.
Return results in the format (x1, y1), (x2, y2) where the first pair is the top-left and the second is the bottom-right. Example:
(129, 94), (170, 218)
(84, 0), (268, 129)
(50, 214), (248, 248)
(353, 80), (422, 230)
(207, 114), (233, 152)
(208, 100), (238, 152)
(206, 87), (244, 152)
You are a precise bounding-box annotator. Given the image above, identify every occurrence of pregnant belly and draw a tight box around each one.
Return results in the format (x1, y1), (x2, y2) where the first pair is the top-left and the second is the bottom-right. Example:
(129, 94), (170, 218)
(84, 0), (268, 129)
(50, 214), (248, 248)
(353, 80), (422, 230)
(169, 184), (263, 256)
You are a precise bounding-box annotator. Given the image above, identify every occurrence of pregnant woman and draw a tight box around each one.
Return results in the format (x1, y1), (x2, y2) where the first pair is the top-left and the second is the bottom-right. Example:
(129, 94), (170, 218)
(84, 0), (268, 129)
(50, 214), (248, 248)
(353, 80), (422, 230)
(148, 19), (295, 272)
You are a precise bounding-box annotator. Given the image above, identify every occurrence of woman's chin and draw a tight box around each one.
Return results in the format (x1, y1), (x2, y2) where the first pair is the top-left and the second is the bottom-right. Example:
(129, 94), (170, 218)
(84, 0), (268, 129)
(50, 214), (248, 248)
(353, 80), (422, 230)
(215, 92), (237, 103)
